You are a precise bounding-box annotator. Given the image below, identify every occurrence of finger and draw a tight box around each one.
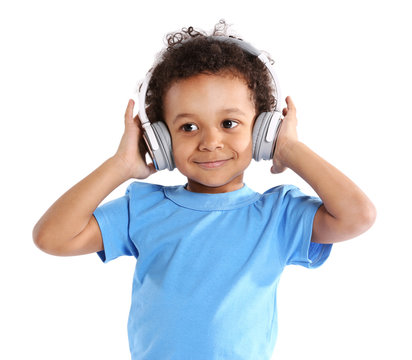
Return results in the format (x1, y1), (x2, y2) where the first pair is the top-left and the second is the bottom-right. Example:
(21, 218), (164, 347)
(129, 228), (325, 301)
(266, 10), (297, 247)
(125, 99), (135, 124)
(271, 164), (286, 174)
(147, 162), (157, 175)
(285, 96), (296, 113)
(271, 164), (279, 174)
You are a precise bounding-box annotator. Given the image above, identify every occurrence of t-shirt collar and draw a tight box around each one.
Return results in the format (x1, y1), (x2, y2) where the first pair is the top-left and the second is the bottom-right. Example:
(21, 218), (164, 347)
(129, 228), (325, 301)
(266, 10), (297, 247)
(164, 184), (260, 211)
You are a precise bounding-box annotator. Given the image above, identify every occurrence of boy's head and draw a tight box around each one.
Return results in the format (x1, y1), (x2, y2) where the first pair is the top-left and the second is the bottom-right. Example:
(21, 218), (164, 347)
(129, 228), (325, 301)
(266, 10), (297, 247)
(146, 21), (276, 125)
(141, 21), (279, 193)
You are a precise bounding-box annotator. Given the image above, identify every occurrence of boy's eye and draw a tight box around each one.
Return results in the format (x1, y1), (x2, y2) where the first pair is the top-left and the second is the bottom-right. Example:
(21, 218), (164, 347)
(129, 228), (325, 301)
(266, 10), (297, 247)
(181, 123), (199, 132)
(222, 120), (239, 129)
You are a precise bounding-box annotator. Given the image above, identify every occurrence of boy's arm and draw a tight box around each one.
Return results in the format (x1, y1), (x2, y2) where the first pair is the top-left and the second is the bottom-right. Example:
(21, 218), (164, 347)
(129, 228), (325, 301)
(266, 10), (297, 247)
(33, 100), (155, 256)
(272, 97), (376, 244)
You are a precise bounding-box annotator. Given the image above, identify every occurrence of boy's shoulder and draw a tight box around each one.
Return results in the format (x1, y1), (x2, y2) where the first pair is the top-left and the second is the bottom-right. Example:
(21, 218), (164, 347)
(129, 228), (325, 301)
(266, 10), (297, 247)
(126, 181), (164, 193)
(262, 184), (300, 195)
(125, 181), (167, 205)
(261, 184), (306, 200)
(260, 184), (322, 214)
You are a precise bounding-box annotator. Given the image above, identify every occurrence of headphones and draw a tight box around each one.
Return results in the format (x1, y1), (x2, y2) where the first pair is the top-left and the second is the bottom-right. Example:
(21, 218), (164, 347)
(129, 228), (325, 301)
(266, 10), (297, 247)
(138, 36), (283, 171)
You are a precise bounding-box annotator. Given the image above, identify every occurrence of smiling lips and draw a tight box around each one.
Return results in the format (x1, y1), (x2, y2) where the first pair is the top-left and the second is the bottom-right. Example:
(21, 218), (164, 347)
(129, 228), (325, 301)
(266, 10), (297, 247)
(194, 158), (232, 169)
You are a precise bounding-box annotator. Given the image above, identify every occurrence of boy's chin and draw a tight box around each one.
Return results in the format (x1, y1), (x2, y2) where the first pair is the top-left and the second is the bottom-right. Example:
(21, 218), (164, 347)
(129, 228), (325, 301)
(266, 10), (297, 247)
(186, 176), (244, 193)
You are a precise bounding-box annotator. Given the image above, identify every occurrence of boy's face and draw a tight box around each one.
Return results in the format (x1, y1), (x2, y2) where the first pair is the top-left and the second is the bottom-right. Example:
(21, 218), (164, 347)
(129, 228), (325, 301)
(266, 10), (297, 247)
(164, 73), (256, 193)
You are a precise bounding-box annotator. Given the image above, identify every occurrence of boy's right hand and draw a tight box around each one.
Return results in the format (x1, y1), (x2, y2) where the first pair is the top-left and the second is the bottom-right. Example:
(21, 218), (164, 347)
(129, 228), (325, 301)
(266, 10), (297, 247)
(113, 99), (157, 180)
(33, 99), (156, 257)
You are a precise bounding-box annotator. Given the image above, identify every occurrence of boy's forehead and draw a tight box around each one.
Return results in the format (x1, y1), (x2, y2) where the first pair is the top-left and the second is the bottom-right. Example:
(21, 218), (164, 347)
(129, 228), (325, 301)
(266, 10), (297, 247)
(164, 73), (255, 114)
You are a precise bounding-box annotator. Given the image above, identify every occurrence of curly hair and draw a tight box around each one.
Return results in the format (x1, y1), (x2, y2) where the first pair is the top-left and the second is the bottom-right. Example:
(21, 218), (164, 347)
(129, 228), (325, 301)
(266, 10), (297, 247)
(145, 20), (276, 124)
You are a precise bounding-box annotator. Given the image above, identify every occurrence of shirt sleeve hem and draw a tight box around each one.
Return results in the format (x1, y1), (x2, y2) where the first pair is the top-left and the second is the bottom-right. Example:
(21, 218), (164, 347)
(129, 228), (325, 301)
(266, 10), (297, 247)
(288, 201), (333, 269)
(93, 209), (115, 264)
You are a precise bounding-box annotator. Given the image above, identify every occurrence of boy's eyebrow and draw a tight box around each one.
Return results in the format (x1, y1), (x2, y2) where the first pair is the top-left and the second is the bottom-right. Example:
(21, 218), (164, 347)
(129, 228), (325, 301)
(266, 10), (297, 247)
(173, 113), (196, 124)
(172, 108), (246, 124)
(222, 108), (247, 116)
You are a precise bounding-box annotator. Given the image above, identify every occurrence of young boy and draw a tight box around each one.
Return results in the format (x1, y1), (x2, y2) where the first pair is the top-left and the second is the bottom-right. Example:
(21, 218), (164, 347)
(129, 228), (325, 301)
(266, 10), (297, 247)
(33, 21), (376, 359)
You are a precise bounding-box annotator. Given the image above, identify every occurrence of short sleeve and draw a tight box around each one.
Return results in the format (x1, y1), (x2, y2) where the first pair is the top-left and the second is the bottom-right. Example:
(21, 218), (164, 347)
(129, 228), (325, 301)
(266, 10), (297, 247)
(93, 185), (138, 263)
(274, 186), (332, 269)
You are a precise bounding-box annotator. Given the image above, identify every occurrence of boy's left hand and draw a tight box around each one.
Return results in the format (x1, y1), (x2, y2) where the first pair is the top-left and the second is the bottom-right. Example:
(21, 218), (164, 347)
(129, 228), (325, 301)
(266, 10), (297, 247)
(271, 96), (299, 174)
(270, 96), (376, 243)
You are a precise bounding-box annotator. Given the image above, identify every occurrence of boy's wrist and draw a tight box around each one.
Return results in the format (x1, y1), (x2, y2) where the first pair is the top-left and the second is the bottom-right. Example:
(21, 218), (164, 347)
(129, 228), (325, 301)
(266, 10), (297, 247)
(108, 155), (134, 183)
(276, 140), (302, 170)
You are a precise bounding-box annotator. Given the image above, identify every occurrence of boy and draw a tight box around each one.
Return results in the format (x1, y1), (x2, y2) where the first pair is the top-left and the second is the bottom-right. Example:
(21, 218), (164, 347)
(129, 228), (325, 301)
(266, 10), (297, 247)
(33, 21), (376, 359)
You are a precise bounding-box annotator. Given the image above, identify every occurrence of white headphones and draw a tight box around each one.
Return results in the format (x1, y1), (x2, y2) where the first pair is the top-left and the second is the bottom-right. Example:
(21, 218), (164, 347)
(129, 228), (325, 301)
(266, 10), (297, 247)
(138, 36), (283, 171)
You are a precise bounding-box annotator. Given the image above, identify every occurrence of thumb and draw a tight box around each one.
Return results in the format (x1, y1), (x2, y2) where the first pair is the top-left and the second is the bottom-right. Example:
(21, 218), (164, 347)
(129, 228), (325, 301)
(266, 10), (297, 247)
(285, 96), (296, 114)
(124, 99), (136, 126)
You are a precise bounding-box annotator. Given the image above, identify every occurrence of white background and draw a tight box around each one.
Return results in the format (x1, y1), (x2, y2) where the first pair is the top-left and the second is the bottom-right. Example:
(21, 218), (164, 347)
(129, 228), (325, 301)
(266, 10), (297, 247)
(1, 0), (411, 359)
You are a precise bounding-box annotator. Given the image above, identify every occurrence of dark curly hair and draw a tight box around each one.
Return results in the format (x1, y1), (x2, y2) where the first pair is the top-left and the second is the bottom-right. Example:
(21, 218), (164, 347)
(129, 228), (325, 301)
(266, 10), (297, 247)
(145, 20), (276, 124)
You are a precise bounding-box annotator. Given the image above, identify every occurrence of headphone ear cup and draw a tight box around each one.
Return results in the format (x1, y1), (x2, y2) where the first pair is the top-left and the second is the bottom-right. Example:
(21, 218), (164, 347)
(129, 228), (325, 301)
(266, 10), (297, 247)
(252, 112), (276, 161)
(150, 122), (175, 171)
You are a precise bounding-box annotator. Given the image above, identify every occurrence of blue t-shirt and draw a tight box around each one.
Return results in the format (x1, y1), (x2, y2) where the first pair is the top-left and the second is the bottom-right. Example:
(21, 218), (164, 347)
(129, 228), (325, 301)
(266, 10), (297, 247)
(93, 182), (332, 360)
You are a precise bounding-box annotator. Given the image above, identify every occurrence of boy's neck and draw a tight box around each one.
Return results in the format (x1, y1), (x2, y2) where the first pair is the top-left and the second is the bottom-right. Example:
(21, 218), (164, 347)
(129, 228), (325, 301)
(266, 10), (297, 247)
(186, 175), (244, 194)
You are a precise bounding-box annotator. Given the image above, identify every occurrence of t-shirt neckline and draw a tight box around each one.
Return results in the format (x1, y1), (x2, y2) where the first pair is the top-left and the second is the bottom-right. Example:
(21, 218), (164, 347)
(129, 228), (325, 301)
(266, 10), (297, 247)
(163, 184), (260, 211)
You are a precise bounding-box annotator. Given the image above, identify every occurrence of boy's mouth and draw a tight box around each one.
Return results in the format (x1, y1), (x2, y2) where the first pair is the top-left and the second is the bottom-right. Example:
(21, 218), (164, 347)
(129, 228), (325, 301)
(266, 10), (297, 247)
(194, 158), (232, 169)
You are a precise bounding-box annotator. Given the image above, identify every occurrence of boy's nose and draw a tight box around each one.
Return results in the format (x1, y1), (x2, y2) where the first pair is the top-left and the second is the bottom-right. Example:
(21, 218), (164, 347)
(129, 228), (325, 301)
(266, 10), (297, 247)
(198, 128), (224, 152)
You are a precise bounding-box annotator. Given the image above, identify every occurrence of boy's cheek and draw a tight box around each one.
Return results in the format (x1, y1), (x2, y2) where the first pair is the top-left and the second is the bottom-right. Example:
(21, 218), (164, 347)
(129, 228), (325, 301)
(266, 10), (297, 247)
(232, 136), (253, 156)
(171, 142), (192, 167)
